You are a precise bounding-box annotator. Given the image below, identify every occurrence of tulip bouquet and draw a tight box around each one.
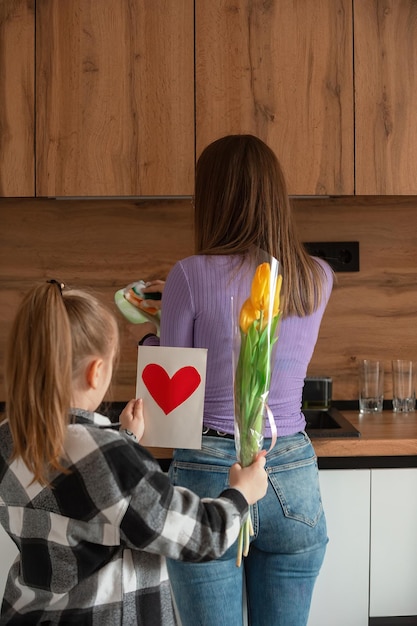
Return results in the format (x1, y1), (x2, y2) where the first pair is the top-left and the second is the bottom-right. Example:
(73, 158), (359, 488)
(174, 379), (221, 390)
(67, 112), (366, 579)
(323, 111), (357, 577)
(233, 257), (282, 566)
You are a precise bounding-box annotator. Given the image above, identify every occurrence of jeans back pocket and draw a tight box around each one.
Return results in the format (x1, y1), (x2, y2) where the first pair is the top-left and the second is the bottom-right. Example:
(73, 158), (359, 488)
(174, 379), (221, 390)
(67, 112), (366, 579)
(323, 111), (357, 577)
(268, 454), (323, 527)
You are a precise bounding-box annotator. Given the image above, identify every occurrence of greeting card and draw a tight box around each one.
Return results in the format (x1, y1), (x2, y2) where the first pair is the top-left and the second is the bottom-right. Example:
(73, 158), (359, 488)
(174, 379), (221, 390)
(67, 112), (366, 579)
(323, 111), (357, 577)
(136, 346), (207, 448)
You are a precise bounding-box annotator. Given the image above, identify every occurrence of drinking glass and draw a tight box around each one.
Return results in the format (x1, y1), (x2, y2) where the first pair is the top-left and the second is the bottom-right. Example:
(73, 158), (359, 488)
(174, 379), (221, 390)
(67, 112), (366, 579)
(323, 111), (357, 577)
(359, 360), (384, 413)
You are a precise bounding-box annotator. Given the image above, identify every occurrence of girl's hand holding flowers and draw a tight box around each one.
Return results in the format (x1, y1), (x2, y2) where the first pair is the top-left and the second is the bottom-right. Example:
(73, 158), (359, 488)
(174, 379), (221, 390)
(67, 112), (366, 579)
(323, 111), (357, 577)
(229, 451), (268, 505)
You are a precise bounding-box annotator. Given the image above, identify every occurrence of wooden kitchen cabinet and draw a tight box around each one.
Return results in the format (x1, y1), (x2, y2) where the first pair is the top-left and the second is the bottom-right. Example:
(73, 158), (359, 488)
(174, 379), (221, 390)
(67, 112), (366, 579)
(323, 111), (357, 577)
(35, 0), (194, 197)
(3, 1), (417, 199)
(195, 0), (354, 196)
(197, 0), (417, 196)
(355, 1), (417, 195)
(0, 0), (34, 197)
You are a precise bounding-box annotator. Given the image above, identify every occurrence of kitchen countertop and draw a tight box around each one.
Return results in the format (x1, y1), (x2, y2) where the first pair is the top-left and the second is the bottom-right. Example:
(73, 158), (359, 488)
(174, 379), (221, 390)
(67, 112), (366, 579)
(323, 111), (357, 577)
(2, 403), (417, 467)
(146, 410), (417, 469)
(311, 410), (417, 458)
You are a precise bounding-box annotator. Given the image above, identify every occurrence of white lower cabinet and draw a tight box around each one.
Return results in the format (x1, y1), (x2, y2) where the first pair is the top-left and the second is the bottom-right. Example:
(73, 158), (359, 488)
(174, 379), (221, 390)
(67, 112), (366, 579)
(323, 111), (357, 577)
(370, 468), (417, 618)
(308, 469), (371, 626)
(308, 467), (417, 625)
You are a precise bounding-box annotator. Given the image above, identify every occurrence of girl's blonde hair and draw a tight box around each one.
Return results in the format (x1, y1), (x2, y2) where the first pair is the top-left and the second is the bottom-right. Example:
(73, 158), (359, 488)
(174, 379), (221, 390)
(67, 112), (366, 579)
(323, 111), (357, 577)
(5, 282), (118, 485)
(194, 134), (329, 317)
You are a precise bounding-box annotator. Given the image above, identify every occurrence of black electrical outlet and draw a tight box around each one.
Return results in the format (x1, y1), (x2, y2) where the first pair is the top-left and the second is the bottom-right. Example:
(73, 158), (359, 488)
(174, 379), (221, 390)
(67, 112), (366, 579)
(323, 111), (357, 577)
(303, 241), (360, 272)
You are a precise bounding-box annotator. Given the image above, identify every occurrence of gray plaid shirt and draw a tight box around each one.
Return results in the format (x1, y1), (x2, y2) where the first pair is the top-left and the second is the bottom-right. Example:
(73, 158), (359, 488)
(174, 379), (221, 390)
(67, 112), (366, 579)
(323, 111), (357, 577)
(0, 409), (247, 625)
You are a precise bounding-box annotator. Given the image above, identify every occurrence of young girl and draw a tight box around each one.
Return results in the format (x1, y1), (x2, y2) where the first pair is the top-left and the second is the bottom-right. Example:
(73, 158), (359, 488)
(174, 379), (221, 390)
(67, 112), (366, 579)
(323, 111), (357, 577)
(0, 280), (267, 625)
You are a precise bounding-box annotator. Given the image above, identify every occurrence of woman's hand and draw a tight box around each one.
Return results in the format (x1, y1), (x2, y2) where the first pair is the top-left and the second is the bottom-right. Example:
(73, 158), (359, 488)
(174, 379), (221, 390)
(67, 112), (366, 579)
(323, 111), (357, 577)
(120, 398), (145, 442)
(134, 280), (164, 343)
(142, 280), (165, 310)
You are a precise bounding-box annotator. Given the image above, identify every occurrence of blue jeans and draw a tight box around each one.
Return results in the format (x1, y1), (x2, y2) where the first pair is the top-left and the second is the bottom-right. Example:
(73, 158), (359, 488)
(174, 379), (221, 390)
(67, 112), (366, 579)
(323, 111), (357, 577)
(167, 432), (328, 626)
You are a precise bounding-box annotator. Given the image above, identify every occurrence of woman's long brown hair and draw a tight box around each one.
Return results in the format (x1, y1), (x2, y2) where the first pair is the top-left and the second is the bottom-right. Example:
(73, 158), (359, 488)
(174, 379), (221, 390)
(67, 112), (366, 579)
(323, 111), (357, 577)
(194, 134), (330, 317)
(5, 282), (118, 485)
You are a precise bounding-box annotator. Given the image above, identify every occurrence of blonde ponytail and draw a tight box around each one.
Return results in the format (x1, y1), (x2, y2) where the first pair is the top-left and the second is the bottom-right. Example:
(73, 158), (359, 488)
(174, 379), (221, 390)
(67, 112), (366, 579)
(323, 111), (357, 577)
(5, 282), (118, 485)
(5, 282), (72, 484)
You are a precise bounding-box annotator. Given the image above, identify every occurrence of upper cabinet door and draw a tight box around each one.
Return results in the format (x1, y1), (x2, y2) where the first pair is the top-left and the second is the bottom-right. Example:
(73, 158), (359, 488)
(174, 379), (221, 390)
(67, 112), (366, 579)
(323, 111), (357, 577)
(355, 1), (417, 195)
(195, 0), (354, 196)
(0, 0), (34, 197)
(36, 1), (194, 197)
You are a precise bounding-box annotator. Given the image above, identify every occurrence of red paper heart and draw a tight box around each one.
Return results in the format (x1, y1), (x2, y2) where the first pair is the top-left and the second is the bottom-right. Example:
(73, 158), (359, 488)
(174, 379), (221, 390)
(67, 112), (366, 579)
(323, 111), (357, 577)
(142, 364), (201, 415)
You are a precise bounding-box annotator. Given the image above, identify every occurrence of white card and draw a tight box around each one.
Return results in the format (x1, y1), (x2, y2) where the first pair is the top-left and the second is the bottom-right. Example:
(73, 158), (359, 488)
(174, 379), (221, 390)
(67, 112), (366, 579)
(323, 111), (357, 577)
(136, 345), (207, 449)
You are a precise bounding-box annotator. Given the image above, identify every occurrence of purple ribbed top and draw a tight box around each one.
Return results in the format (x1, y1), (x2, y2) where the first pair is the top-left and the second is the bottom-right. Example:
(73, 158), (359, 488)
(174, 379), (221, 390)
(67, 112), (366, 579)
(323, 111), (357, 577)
(144, 255), (333, 438)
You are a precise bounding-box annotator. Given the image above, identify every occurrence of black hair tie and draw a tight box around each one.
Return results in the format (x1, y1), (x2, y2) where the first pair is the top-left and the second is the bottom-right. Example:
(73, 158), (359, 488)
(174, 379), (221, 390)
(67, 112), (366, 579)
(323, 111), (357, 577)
(47, 279), (65, 294)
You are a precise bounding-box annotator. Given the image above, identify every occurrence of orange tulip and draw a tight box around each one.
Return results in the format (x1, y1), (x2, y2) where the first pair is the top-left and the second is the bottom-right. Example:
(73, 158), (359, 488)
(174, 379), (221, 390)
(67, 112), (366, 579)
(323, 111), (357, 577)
(243, 263), (282, 330)
(234, 260), (282, 567)
(249, 263), (270, 312)
(272, 274), (283, 317)
(239, 298), (260, 333)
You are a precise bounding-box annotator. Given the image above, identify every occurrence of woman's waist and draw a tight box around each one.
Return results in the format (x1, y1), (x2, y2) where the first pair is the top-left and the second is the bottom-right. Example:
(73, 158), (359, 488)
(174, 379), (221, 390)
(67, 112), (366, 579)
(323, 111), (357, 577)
(203, 412), (306, 439)
(173, 431), (313, 466)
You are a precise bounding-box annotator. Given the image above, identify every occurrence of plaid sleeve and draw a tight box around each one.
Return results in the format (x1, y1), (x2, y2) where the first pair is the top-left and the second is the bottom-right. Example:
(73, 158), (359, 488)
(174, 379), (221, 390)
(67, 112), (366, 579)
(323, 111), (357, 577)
(67, 427), (248, 563)
(119, 458), (248, 562)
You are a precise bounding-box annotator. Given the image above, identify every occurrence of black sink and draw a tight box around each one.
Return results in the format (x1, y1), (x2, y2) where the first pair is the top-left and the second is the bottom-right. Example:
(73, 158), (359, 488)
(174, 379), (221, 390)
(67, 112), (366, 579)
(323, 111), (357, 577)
(304, 407), (360, 438)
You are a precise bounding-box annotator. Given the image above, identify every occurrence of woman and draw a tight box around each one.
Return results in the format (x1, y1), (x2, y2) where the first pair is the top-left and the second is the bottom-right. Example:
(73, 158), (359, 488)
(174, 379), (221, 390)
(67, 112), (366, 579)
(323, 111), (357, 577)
(140, 134), (333, 626)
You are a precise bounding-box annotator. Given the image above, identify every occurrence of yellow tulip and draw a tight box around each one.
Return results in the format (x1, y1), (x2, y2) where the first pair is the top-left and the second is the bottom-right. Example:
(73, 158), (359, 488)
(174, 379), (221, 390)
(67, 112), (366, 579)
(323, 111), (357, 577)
(239, 298), (260, 333)
(249, 263), (270, 312)
(247, 263), (282, 322)
(273, 274), (283, 317)
(234, 259), (282, 567)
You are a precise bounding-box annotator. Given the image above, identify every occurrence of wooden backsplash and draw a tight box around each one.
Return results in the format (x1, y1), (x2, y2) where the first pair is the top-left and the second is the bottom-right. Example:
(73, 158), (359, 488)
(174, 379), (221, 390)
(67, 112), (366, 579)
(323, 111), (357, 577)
(1, 196), (417, 403)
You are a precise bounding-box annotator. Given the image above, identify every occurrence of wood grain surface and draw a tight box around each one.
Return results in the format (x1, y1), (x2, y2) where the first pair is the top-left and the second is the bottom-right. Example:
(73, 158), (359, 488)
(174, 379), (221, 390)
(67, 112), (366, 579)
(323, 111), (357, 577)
(3, 2), (417, 199)
(35, 0), (194, 196)
(0, 198), (193, 400)
(1, 195), (417, 405)
(355, 0), (417, 194)
(195, 0), (354, 195)
(0, 0), (34, 196)
(293, 195), (417, 401)
(312, 411), (417, 457)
